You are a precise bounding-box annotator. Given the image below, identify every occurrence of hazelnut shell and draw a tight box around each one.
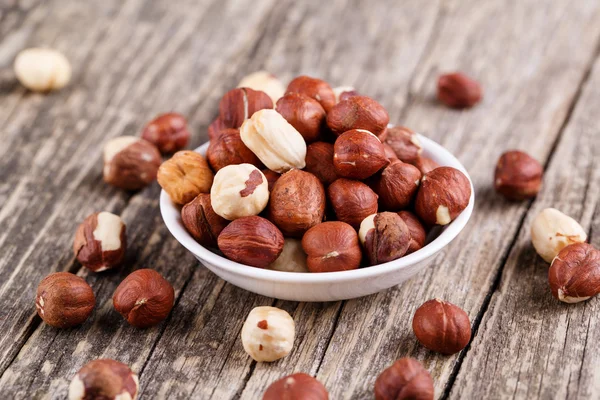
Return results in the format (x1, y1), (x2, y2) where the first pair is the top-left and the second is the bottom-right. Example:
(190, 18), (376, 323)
(181, 194), (229, 248)
(328, 179), (378, 229)
(333, 129), (389, 180)
(302, 221), (362, 272)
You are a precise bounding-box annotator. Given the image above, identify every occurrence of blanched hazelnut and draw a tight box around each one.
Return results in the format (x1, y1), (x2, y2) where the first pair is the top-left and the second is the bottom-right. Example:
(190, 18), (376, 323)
(270, 239), (309, 273)
(210, 164), (269, 220)
(36, 272), (95, 328)
(412, 299), (471, 354)
(399, 211), (427, 254)
(333, 129), (389, 180)
(333, 86), (359, 103)
(264, 373), (329, 400)
(276, 93), (326, 143)
(359, 213), (410, 265)
(73, 212), (126, 272)
(103, 136), (161, 190)
(68, 359), (138, 400)
(328, 179), (378, 229)
(14, 48), (71, 92)
(374, 358), (434, 400)
(219, 87), (273, 129)
(305, 142), (338, 186)
(530, 208), (587, 263)
(286, 76), (336, 112)
(206, 128), (263, 171)
(384, 126), (422, 164)
(374, 160), (422, 211)
(157, 151), (214, 205)
(437, 72), (482, 109)
(549, 243), (600, 303)
(327, 96), (389, 138)
(302, 221), (362, 272)
(241, 306), (295, 362)
(237, 71), (286, 103)
(181, 194), (228, 248)
(141, 112), (190, 154)
(494, 150), (543, 200)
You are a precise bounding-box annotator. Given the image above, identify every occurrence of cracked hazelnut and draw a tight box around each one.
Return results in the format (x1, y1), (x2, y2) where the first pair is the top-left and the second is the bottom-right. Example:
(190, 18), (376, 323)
(414, 167), (471, 226)
(264, 373), (329, 400)
(276, 92), (326, 143)
(305, 142), (338, 186)
(411, 156), (440, 175)
(237, 71), (286, 103)
(14, 48), (71, 92)
(494, 150), (543, 200)
(241, 306), (295, 362)
(328, 179), (378, 229)
(286, 75), (336, 113)
(208, 117), (226, 141)
(181, 193), (228, 248)
(437, 72), (482, 109)
(206, 128), (263, 171)
(219, 87), (273, 129)
(359, 212), (410, 265)
(210, 164), (269, 220)
(68, 359), (138, 400)
(36, 272), (95, 328)
(270, 239), (309, 273)
(103, 136), (161, 190)
(333, 129), (389, 180)
(327, 95), (389, 138)
(531, 208), (587, 263)
(384, 126), (422, 164)
(412, 299), (471, 355)
(374, 160), (422, 211)
(141, 112), (190, 154)
(113, 269), (174, 328)
(549, 243), (600, 303)
(302, 221), (362, 272)
(74, 212), (126, 272)
(218, 216), (284, 268)
(262, 169), (280, 191)
(333, 86), (359, 103)
(399, 211), (427, 254)
(374, 358), (434, 400)
(157, 150), (214, 205)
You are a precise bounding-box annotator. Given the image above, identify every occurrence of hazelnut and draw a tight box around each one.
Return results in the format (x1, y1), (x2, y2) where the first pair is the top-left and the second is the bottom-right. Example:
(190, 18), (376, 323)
(358, 212), (410, 265)
(374, 160), (422, 211)
(240, 109), (307, 173)
(112, 269), (174, 328)
(333, 129), (389, 180)
(68, 359), (138, 400)
(208, 117), (226, 141)
(326, 96), (390, 138)
(531, 208), (587, 263)
(157, 150), (214, 205)
(286, 75), (336, 112)
(412, 299), (471, 354)
(35, 272), (95, 328)
(262, 169), (280, 191)
(141, 112), (190, 154)
(237, 71), (286, 103)
(218, 216), (284, 268)
(549, 243), (600, 303)
(181, 194), (228, 248)
(268, 170), (326, 237)
(384, 126), (422, 164)
(333, 86), (359, 103)
(103, 136), (161, 190)
(414, 167), (471, 226)
(437, 72), (482, 109)
(374, 358), (434, 400)
(241, 306), (295, 362)
(494, 150), (543, 200)
(210, 164), (269, 220)
(276, 92), (326, 143)
(264, 373), (329, 400)
(73, 212), (126, 272)
(382, 143), (399, 162)
(328, 179), (378, 229)
(399, 211), (427, 254)
(270, 239), (309, 273)
(305, 142), (338, 186)
(219, 87), (273, 129)
(411, 156), (440, 175)
(206, 128), (263, 171)
(14, 48), (71, 92)
(302, 221), (362, 272)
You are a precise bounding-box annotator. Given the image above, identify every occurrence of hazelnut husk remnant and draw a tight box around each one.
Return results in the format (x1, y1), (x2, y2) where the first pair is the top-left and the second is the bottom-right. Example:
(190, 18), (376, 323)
(549, 243), (600, 303)
(68, 359), (138, 400)
(333, 129), (389, 180)
(359, 212), (411, 265)
(286, 75), (336, 113)
(327, 95), (390, 138)
(141, 112), (190, 154)
(157, 150), (214, 205)
(276, 92), (326, 143)
(328, 179), (378, 229)
(36, 272), (95, 328)
(374, 358), (434, 400)
(302, 221), (362, 272)
(181, 194), (228, 248)
(74, 211), (126, 272)
(494, 150), (543, 200)
(103, 136), (161, 190)
(264, 373), (329, 400)
(412, 299), (471, 354)
(206, 128), (263, 172)
(437, 72), (482, 109)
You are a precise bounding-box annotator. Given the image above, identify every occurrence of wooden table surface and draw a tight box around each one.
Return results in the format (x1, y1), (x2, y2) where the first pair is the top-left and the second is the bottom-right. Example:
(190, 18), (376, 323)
(1, 0), (600, 399)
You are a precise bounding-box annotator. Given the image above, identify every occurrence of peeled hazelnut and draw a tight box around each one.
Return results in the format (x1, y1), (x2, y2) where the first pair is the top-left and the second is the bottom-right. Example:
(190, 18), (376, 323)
(181, 194), (228, 248)
(305, 142), (338, 186)
(384, 126), (422, 164)
(276, 92), (326, 143)
(333, 86), (359, 103)
(399, 211), (427, 254)
(358, 212), (410, 265)
(382, 143), (399, 162)
(268, 170), (326, 237)
(73, 212), (126, 272)
(374, 160), (422, 211)
(270, 239), (309, 273)
(328, 179), (378, 229)
(286, 75), (336, 112)
(437, 72), (482, 109)
(68, 359), (138, 400)
(302, 221), (362, 272)
(219, 87), (273, 129)
(264, 373), (329, 400)
(240, 109), (307, 173)
(494, 150), (543, 200)
(327, 96), (390, 138)
(208, 117), (226, 141)
(414, 167), (471, 226)
(112, 269), (175, 328)
(103, 136), (161, 190)
(262, 169), (280, 191)
(333, 129), (389, 180)
(157, 150), (214, 205)
(35, 272), (95, 328)
(374, 358), (434, 400)
(237, 71), (286, 104)
(14, 48), (71, 92)
(218, 216), (284, 268)
(412, 299), (471, 354)
(206, 128), (263, 171)
(531, 208), (587, 263)
(411, 156), (440, 175)
(210, 164), (269, 220)
(141, 112), (190, 154)
(241, 306), (295, 362)
(549, 243), (600, 303)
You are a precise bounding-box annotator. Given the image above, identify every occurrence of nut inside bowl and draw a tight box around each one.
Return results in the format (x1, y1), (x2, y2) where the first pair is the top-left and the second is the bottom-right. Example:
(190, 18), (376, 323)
(160, 133), (474, 302)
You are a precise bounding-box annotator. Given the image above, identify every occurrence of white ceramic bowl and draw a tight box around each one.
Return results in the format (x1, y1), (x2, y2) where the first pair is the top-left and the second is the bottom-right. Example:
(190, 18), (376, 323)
(160, 134), (474, 302)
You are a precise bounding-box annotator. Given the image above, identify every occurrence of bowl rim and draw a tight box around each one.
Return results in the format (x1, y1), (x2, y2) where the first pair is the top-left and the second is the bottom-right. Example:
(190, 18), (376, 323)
(160, 133), (474, 283)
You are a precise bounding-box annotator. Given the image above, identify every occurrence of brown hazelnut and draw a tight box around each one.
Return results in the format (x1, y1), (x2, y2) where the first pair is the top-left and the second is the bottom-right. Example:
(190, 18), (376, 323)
(276, 92), (326, 143)
(262, 169), (280, 191)
(384, 126), (422, 164)
(374, 160), (422, 211)
(157, 150), (214, 205)
(113, 269), (175, 328)
(263, 373), (329, 400)
(286, 75), (336, 113)
(206, 128), (263, 171)
(398, 211), (427, 254)
(305, 142), (338, 186)
(103, 136), (161, 190)
(181, 194), (229, 248)
(414, 167), (471, 226)
(328, 179), (378, 229)
(268, 170), (326, 237)
(358, 212), (410, 265)
(217, 216), (285, 268)
(382, 143), (399, 162)
(73, 212), (126, 272)
(411, 156), (440, 175)
(141, 112), (190, 154)
(35, 272), (95, 328)
(333, 129), (389, 180)
(549, 243), (600, 303)
(494, 150), (543, 200)
(326, 96), (389, 138)
(333, 86), (359, 103)
(437, 72), (482, 109)
(302, 221), (362, 272)
(412, 299), (471, 354)
(219, 87), (273, 129)
(68, 359), (138, 400)
(374, 358), (434, 400)
(208, 117), (226, 141)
